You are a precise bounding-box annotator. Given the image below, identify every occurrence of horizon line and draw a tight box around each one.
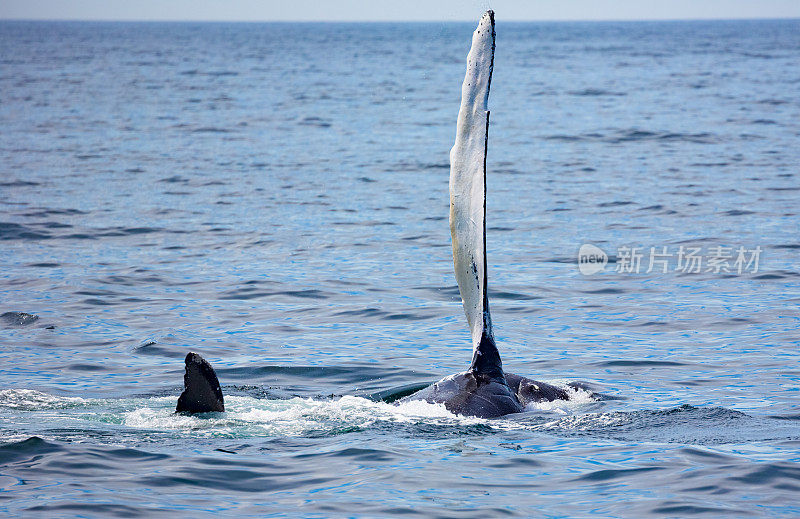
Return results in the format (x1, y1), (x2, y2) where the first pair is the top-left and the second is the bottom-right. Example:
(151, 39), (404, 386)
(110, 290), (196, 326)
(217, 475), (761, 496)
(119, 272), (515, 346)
(2, 15), (799, 24)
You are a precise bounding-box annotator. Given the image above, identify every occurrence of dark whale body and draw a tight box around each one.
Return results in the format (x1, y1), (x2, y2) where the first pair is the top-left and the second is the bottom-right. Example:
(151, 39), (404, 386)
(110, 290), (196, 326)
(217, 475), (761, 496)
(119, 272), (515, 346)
(400, 334), (569, 419)
(402, 372), (568, 419)
(176, 352), (224, 413)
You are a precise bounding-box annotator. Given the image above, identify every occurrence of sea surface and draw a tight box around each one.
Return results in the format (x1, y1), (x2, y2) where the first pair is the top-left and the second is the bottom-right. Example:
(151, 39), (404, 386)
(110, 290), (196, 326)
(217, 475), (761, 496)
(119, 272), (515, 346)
(1, 17), (799, 517)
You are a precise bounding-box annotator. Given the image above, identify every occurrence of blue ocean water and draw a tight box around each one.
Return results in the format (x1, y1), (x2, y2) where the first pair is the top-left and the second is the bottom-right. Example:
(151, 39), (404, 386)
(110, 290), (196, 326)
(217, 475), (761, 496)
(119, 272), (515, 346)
(1, 18), (799, 517)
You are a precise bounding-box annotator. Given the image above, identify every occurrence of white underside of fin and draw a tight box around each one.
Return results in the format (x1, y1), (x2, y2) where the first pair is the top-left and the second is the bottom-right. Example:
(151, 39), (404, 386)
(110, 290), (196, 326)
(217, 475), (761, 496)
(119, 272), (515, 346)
(449, 11), (495, 352)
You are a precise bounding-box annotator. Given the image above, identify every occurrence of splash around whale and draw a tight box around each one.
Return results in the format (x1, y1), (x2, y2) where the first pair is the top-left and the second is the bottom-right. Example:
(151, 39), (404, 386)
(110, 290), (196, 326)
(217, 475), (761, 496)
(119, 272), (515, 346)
(176, 11), (579, 419)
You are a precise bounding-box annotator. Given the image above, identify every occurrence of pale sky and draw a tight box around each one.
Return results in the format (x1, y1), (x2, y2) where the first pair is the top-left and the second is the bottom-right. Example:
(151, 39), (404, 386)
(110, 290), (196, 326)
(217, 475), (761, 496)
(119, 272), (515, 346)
(1, 0), (799, 22)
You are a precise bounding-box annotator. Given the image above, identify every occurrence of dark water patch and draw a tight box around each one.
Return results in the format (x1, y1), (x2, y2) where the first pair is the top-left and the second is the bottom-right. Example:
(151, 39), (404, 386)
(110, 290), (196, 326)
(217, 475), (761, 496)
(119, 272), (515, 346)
(333, 308), (389, 318)
(490, 290), (541, 301)
(633, 320), (669, 327)
(598, 200), (635, 207)
(298, 116), (331, 128)
(62, 233), (97, 240)
(91, 273), (166, 286)
(20, 208), (87, 217)
(26, 262), (60, 267)
(690, 162), (730, 167)
(581, 288), (625, 294)
(0, 180), (40, 187)
(543, 256), (579, 264)
(757, 98), (788, 105)
(576, 466), (663, 482)
(650, 504), (747, 516)
(142, 470), (333, 493)
(158, 175), (188, 183)
(0, 222), (50, 240)
(487, 226), (514, 231)
(722, 209), (755, 216)
(81, 297), (116, 306)
(294, 447), (395, 462)
(95, 226), (164, 237)
(770, 414), (800, 421)
(191, 127), (233, 133)
(0, 311), (39, 326)
(595, 360), (688, 367)
(753, 271), (797, 280)
(727, 463), (800, 486)
(383, 312), (433, 321)
(542, 134), (584, 142)
(424, 162), (449, 169)
(567, 88), (626, 96)
(24, 502), (168, 517)
(65, 363), (108, 372)
(218, 288), (331, 300)
(542, 130), (716, 144)
(41, 221), (72, 229)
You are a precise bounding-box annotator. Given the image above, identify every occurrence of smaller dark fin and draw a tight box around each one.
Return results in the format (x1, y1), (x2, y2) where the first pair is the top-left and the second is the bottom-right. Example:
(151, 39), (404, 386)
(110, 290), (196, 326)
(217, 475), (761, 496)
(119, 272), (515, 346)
(176, 352), (225, 413)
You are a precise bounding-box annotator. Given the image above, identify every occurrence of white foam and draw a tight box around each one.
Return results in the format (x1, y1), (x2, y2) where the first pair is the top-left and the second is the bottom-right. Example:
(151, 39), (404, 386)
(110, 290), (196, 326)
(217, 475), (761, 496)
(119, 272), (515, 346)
(523, 383), (597, 414)
(3, 386), (599, 439)
(121, 395), (484, 437)
(0, 389), (88, 410)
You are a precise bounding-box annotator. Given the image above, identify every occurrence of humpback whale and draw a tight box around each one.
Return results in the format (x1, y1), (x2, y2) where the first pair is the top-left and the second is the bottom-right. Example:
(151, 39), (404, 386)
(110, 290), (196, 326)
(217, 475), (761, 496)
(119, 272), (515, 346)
(399, 11), (569, 418)
(176, 11), (569, 418)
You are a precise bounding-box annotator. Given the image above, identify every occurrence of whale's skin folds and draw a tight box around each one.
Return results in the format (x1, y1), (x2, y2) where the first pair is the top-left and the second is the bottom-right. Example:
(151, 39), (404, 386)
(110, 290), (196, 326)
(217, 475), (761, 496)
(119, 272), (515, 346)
(449, 10), (495, 352)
